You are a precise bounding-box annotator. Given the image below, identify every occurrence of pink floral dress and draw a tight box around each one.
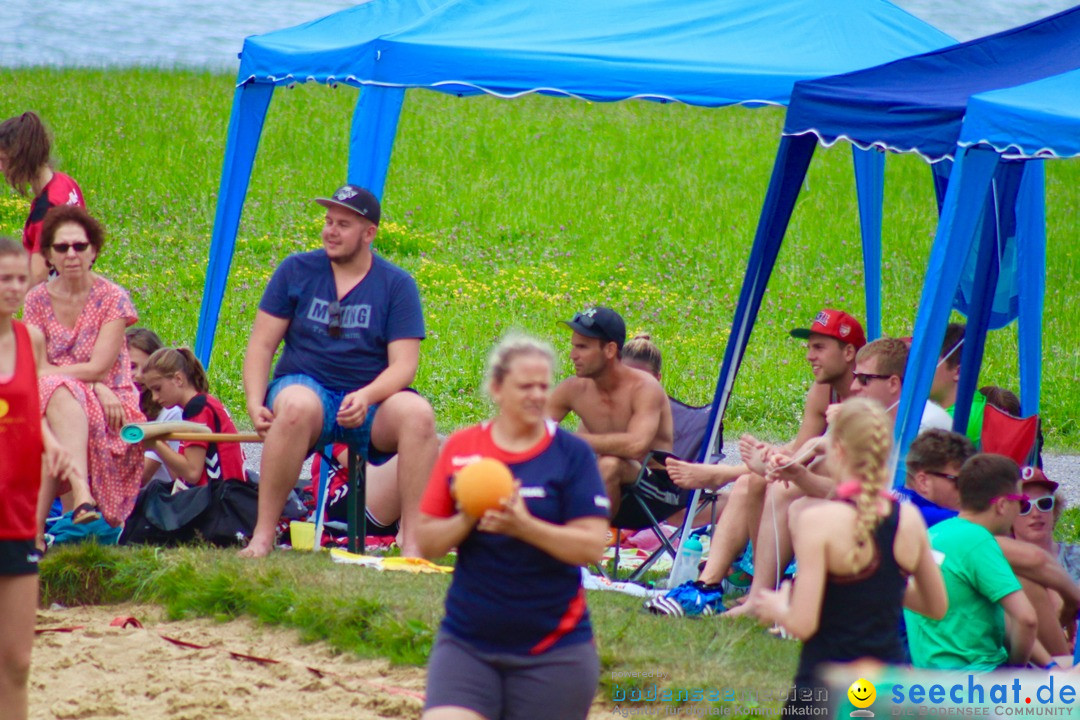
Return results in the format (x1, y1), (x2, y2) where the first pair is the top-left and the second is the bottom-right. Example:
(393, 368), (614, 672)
(24, 276), (146, 525)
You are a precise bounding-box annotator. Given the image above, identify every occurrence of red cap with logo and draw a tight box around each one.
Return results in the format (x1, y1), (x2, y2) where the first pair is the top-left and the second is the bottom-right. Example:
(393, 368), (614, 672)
(790, 309), (867, 349)
(1020, 465), (1058, 493)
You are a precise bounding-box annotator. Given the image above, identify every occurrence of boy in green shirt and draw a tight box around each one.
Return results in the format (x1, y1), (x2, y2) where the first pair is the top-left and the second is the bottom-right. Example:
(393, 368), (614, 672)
(905, 454), (1037, 669)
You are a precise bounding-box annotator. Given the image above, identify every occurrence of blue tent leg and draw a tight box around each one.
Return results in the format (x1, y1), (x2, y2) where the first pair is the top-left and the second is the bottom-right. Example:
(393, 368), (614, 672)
(894, 147), (1000, 484)
(1015, 161), (1045, 416)
(195, 82), (276, 367)
(666, 134), (817, 585)
(347, 86), (406, 199)
(853, 147), (885, 341)
(954, 161), (1027, 433)
(952, 189), (1004, 436)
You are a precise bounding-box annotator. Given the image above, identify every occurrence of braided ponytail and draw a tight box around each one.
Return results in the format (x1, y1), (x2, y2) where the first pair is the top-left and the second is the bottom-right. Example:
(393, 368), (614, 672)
(830, 397), (892, 572)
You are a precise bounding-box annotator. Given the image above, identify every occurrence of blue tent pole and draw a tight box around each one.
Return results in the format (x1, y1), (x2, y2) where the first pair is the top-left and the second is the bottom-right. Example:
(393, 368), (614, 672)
(952, 189), (1003, 436)
(667, 133), (816, 585)
(347, 86), (406, 199)
(929, 161), (952, 212)
(1015, 161), (1046, 416)
(195, 82), (276, 366)
(852, 147), (885, 340)
(894, 147), (1000, 484)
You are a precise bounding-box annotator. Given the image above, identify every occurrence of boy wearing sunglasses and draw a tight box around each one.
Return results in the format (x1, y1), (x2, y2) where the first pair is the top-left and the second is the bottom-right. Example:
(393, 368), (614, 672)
(905, 454), (1038, 670)
(850, 337), (953, 432)
(899, 428), (975, 528)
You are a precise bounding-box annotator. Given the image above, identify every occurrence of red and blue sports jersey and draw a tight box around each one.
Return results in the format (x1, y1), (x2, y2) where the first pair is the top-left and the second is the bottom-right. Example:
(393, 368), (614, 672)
(421, 420), (608, 655)
(179, 393), (246, 486)
(24, 172), (84, 254)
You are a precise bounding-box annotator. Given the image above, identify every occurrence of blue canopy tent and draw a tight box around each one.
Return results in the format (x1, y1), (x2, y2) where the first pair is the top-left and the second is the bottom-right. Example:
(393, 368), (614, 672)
(902, 68), (1080, 463)
(194, 0), (954, 377)
(709, 5), (1080, 486)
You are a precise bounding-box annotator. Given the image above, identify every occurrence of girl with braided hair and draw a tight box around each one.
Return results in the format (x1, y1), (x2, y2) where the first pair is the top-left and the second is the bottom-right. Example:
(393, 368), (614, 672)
(750, 398), (947, 712)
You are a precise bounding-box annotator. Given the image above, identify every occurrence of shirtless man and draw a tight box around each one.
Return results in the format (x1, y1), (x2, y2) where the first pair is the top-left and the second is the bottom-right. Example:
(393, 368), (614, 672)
(546, 306), (673, 517)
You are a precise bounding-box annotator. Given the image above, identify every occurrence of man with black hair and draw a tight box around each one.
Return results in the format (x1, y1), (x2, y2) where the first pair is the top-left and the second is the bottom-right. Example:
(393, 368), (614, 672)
(547, 306), (673, 516)
(930, 322), (988, 445)
(905, 454), (1037, 670)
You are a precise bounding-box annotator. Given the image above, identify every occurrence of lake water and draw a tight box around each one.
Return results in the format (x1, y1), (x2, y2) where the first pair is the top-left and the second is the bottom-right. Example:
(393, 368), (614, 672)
(3, 0), (1079, 70)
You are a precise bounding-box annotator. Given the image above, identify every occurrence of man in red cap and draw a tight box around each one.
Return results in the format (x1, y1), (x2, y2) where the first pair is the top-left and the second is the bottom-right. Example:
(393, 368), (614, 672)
(648, 308), (865, 614)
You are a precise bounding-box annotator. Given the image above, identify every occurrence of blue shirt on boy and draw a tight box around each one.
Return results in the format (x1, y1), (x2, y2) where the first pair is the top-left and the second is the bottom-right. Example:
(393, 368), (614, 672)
(259, 250), (424, 392)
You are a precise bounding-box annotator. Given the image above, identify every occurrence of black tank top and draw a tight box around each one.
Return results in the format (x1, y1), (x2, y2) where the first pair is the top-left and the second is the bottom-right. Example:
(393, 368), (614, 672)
(795, 501), (906, 684)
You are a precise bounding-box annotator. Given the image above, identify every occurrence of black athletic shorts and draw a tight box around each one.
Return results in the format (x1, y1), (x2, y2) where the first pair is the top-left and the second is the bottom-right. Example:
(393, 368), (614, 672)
(0, 539), (42, 576)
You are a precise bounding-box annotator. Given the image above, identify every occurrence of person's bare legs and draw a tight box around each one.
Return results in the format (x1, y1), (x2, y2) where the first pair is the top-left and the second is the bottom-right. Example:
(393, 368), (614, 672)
(1020, 577), (1070, 657)
(368, 390), (438, 557)
(239, 385), (322, 558)
(40, 387), (93, 532)
(0, 574), (37, 720)
(726, 482), (804, 618)
(597, 455), (639, 518)
(696, 476), (753, 585)
(742, 473), (769, 550)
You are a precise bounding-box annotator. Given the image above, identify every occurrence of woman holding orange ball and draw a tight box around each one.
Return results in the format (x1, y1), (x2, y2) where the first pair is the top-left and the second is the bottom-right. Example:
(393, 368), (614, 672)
(417, 334), (609, 720)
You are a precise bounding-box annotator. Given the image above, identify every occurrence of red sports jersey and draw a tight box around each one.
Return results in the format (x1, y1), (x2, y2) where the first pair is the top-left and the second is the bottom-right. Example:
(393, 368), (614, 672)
(179, 393), (246, 486)
(0, 321), (43, 540)
(421, 421), (608, 655)
(23, 172), (84, 254)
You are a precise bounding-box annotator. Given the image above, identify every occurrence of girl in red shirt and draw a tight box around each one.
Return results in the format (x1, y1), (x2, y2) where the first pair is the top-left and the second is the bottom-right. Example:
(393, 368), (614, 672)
(0, 236), (73, 720)
(0, 112), (85, 286)
(142, 347), (246, 487)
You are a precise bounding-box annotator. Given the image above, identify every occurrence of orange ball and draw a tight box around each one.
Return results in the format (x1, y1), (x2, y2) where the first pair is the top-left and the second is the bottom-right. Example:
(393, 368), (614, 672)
(453, 458), (515, 518)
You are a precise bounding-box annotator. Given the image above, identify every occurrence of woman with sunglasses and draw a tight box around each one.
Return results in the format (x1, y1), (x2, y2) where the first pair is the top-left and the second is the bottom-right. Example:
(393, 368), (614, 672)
(22, 205), (144, 541)
(417, 334), (609, 720)
(0, 112), (85, 287)
(1011, 466), (1080, 657)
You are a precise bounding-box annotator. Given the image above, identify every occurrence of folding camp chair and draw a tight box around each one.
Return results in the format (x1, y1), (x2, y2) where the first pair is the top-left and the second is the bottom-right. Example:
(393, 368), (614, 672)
(312, 445), (369, 553)
(979, 403), (1042, 468)
(601, 397), (722, 581)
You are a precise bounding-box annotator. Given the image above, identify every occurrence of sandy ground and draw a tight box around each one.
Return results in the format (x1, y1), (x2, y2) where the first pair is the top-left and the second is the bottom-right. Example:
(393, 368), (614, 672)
(31, 603), (427, 720)
(31, 603), (614, 720)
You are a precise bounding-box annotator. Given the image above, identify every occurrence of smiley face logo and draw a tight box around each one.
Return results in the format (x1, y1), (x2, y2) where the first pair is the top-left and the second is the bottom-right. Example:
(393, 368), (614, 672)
(848, 678), (876, 709)
(0, 398), (8, 419)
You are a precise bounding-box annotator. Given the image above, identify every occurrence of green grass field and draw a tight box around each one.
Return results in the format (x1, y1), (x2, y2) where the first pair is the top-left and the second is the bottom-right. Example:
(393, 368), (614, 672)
(3, 67), (1079, 447)
(10, 67), (1080, 715)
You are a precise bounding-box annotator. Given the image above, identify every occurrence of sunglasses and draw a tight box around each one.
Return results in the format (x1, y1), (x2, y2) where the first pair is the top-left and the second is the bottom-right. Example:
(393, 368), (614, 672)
(853, 372), (893, 386)
(926, 470), (960, 483)
(52, 241), (91, 254)
(1018, 496), (1055, 516)
(572, 311), (597, 328)
(327, 300), (342, 339)
(991, 492), (1030, 508)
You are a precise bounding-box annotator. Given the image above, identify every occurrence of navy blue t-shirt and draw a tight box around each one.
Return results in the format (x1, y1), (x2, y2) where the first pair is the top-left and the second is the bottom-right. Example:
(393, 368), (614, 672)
(420, 421), (609, 655)
(259, 250), (425, 392)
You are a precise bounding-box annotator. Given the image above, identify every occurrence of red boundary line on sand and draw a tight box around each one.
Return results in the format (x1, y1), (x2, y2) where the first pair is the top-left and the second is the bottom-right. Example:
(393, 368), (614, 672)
(34, 617), (426, 702)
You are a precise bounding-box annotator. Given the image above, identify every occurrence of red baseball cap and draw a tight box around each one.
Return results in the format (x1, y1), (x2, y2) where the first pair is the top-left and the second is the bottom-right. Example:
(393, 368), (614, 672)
(790, 309), (866, 349)
(1020, 465), (1058, 493)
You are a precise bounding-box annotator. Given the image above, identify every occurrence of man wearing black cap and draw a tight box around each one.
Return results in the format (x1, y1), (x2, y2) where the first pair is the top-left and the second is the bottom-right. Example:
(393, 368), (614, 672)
(547, 306), (673, 515)
(240, 184), (438, 558)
